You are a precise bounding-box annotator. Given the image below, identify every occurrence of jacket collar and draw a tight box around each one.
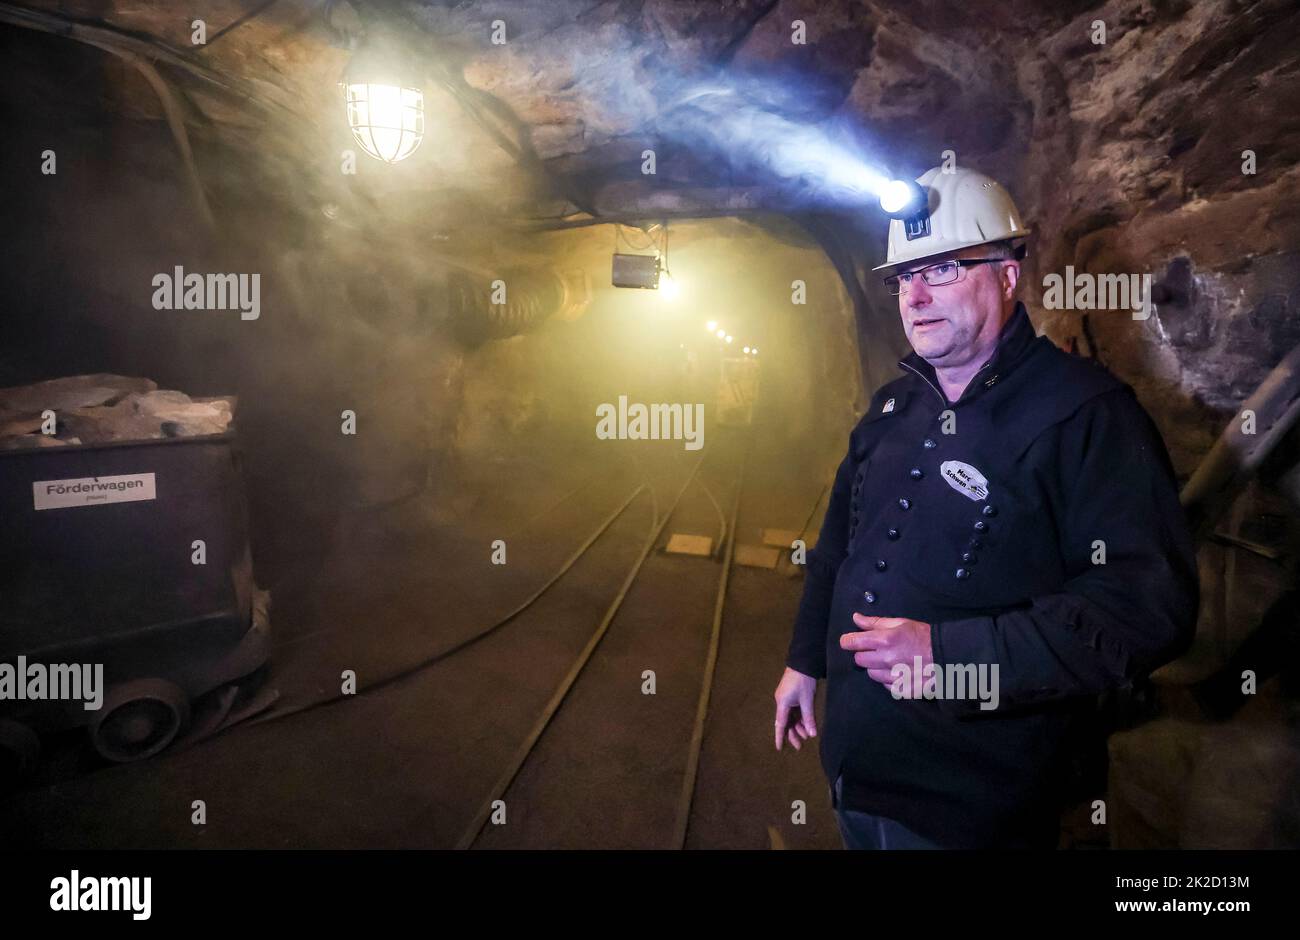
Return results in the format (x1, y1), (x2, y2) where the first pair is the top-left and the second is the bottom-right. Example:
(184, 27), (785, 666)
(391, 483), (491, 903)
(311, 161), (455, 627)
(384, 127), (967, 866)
(897, 301), (1038, 406)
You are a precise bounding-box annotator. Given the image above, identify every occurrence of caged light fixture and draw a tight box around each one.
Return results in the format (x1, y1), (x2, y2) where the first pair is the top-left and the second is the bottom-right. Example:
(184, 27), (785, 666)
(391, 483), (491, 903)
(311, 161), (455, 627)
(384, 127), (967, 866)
(341, 37), (426, 164)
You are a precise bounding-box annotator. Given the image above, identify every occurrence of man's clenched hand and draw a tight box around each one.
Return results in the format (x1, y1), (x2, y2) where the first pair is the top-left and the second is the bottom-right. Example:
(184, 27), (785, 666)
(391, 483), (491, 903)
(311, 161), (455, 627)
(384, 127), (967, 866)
(773, 667), (817, 751)
(840, 615), (934, 693)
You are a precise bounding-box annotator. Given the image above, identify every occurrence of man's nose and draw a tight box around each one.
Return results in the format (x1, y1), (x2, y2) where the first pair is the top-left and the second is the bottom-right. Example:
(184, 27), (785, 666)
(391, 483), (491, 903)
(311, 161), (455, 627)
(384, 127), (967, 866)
(907, 275), (933, 308)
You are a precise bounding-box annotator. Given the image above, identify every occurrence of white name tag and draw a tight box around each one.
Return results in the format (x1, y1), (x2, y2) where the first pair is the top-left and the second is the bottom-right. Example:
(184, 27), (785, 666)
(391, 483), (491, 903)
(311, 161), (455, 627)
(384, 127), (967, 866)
(940, 461), (989, 502)
(33, 473), (157, 511)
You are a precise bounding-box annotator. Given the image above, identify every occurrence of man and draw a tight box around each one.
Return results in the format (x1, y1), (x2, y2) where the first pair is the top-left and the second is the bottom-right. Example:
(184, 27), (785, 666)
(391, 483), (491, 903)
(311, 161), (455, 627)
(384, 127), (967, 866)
(772, 166), (1199, 849)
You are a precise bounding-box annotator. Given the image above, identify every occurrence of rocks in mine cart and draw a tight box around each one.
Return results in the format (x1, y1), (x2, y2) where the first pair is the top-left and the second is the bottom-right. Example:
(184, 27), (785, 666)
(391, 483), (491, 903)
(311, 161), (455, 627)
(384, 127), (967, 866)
(0, 375), (233, 444)
(61, 392), (234, 442)
(60, 400), (166, 442)
(134, 390), (233, 436)
(0, 374), (157, 420)
(0, 415), (45, 438)
(0, 432), (81, 450)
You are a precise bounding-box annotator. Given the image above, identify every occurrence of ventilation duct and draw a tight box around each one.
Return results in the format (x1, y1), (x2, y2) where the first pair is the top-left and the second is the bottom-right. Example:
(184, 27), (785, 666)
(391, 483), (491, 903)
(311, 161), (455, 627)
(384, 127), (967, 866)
(446, 267), (590, 346)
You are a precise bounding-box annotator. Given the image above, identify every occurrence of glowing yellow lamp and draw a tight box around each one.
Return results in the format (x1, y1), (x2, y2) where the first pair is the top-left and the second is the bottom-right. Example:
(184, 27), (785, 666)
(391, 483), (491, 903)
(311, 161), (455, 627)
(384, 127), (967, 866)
(342, 40), (425, 164)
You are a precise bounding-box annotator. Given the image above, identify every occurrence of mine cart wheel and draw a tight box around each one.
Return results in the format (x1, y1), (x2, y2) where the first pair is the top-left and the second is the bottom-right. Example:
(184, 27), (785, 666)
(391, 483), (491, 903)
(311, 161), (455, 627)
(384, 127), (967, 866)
(0, 719), (40, 782)
(89, 679), (191, 763)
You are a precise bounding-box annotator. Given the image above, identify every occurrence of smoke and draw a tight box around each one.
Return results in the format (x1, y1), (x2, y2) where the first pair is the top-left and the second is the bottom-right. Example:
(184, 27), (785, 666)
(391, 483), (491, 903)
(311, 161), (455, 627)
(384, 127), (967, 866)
(651, 72), (897, 208)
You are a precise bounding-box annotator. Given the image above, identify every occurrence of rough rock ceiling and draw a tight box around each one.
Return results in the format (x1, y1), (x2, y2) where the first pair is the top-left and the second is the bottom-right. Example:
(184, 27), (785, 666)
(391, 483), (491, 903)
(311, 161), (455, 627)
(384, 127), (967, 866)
(8, 0), (1295, 239)
(4, 0), (1099, 227)
(7, 0), (1291, 248)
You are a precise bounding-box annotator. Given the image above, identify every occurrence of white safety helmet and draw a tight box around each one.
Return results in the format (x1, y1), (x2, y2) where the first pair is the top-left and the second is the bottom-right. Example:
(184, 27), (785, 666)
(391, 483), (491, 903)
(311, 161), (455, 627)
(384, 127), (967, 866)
(872, 166), (1030, 272)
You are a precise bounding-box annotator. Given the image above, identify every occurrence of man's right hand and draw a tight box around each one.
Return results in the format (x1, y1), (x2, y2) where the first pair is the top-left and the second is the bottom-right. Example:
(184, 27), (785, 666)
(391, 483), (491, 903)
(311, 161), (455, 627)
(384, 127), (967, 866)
(773, 667), (818, 751)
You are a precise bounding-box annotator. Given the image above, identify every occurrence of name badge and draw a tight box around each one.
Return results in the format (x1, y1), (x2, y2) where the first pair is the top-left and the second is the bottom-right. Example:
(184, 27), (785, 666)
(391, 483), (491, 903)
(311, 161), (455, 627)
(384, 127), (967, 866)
(940, 461), (989, 501)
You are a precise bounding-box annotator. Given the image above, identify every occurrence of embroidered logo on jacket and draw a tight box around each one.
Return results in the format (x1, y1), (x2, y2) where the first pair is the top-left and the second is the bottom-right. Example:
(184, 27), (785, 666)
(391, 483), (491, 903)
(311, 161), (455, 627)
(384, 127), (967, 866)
(940, 460), (989, 501)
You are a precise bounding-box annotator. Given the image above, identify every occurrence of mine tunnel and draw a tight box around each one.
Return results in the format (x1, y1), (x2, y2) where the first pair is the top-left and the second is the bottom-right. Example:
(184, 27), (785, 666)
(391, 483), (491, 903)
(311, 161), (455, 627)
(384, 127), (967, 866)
(1, 0), (1299, 867)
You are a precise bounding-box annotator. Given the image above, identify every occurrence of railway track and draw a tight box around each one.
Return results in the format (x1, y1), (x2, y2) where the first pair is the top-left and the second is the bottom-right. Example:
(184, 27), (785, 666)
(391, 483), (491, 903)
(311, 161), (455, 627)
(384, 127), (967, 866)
(456, 428), (753, 849)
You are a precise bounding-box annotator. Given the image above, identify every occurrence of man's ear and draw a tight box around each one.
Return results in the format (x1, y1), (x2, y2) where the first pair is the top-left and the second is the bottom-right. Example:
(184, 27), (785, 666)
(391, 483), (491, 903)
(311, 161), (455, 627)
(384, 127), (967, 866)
(999, 260), (1020, 300)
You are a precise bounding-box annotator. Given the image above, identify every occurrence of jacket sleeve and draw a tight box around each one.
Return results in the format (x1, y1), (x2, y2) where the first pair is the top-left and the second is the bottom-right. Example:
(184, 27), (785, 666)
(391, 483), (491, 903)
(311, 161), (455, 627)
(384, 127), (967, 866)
(930, 387), (1199, 713)
(785, 442), (856, 679)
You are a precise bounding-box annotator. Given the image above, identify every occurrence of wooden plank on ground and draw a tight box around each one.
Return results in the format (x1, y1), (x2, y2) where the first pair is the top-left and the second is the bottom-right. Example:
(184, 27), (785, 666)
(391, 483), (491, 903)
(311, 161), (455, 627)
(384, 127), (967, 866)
(734, 544), (781, 568)
(665, 533), (714, 556)
(761, 528), (802, 549)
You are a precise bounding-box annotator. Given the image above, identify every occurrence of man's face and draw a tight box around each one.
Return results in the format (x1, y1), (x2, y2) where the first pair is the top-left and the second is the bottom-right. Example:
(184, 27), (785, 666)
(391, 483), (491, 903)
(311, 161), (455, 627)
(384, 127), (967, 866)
(895, 245), (1015, 369)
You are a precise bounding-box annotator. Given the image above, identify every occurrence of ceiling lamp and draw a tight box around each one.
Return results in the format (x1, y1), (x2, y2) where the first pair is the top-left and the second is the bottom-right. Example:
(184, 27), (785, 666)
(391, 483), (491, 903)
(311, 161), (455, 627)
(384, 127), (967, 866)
(341, 38), (425, 164)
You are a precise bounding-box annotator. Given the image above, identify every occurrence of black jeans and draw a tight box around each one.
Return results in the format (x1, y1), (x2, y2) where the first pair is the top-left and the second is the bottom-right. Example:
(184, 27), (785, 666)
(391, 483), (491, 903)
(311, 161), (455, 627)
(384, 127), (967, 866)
(836, 807), (947, 849)
(832, 775), (1059, 849)
(833, 775), (946, 849)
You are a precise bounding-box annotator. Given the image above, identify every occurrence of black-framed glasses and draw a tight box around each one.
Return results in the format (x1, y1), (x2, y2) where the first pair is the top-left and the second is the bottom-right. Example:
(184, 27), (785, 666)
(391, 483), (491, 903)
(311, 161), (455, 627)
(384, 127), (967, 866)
(883, 259), (1003, 295)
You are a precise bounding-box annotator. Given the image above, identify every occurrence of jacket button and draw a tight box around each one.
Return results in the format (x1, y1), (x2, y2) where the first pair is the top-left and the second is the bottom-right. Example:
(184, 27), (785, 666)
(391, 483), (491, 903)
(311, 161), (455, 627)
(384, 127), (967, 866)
(863, 591), (877, 604)
(923, 438), (937, 449)
(973, 520), (988, 532)
(897, 497), (911, 510)
(909, 468), (924, 480)
(955, 568), (971, 580)
(982, 505), (997, 517)
(875, 559), (887, 572)
(961, 552), (976, 563)
(887, 527), (900, 540)
(969, 537), (983, 549)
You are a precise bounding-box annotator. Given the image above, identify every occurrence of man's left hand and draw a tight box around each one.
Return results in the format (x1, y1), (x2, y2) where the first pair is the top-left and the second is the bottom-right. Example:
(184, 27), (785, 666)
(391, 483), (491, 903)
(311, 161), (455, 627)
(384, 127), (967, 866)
(840, 615), (934, 692)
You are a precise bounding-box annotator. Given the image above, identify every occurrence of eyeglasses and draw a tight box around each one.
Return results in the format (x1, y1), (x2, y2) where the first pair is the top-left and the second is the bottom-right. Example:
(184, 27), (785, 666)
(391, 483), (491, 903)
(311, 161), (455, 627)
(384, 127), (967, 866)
(883, 259), (1003, 295)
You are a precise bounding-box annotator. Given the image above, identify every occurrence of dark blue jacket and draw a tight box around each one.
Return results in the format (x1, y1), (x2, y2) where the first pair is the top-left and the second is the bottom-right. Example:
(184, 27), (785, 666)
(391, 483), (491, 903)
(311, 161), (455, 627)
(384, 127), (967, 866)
(786, 302), (1199, 847)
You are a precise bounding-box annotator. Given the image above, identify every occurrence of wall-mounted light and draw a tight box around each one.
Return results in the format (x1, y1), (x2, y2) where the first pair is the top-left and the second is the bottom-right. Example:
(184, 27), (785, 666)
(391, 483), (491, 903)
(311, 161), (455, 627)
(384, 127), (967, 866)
(341, 37), (425, 164)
